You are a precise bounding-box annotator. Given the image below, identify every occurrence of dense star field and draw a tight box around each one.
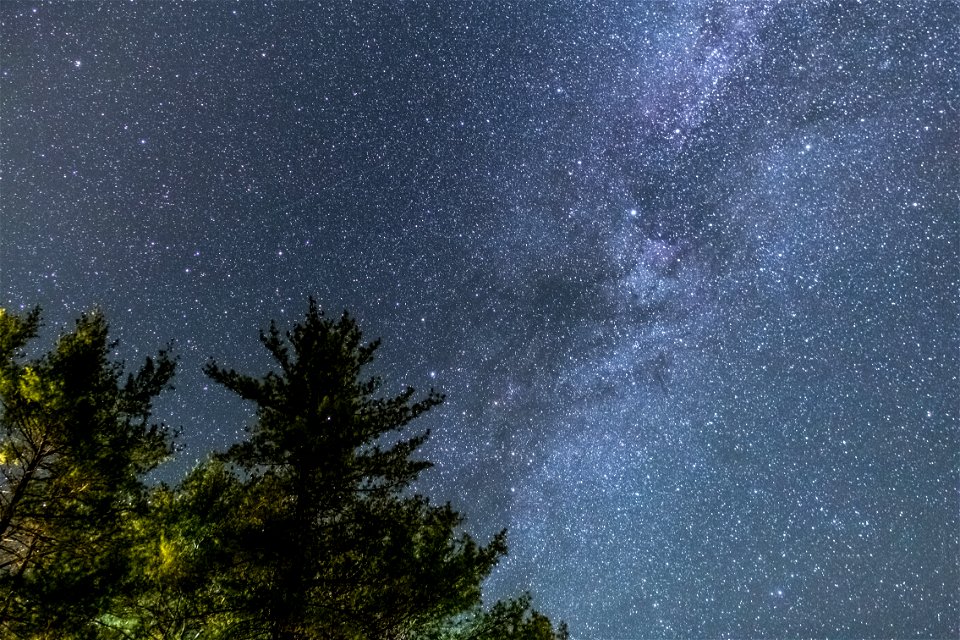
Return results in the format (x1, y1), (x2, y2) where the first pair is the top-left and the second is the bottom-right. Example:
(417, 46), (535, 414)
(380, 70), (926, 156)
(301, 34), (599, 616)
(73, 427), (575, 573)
(2, 2), (957, 637)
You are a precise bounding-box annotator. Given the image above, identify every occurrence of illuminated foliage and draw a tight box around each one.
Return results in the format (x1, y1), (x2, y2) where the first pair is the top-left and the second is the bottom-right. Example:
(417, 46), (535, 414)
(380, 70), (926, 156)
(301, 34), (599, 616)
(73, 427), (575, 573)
(0, 304), (565, 639)
(0, 307), (175, 638)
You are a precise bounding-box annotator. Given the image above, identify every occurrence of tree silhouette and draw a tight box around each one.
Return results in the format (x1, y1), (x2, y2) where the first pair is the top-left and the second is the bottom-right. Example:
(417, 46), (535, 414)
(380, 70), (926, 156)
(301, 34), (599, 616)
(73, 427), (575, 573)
(0, 308), (175, 638)
(0, 303), (566, 639)
(201, 299), (509, 639)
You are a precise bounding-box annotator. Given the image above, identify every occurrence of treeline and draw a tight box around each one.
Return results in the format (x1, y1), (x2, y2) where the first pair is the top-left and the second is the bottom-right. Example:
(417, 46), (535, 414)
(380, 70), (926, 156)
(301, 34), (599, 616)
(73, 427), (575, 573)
(0, 301), (567, 640)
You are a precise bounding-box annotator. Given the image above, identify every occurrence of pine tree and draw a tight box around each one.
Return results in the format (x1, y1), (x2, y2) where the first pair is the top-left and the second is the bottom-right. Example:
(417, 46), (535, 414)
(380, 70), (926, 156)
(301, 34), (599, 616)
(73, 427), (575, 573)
(0, 307), (175, 638)
(0, 303), (567, 639)
(202, 299), (508, 639)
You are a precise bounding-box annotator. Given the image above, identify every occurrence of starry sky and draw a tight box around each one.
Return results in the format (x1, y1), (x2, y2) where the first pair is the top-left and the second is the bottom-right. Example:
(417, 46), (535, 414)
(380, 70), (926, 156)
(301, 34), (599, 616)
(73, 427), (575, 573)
(2, 1), (958, 637)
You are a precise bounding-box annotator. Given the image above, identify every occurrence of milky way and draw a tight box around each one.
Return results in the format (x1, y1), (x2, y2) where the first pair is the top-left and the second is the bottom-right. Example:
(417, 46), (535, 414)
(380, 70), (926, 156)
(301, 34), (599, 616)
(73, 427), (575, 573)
(2, 2), (957, 637)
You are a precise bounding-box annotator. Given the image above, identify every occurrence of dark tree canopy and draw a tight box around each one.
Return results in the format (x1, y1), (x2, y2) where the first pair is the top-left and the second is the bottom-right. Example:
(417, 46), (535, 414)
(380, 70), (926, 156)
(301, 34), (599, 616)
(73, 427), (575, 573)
(201, 299), (509, 639)
(0, 307), (175, 638)
(0, 303), (567, 640)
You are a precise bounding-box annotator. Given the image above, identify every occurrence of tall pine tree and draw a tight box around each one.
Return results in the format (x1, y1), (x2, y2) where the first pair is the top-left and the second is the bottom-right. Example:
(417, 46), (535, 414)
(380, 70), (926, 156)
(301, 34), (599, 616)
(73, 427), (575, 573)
(202, 299), (509, 639)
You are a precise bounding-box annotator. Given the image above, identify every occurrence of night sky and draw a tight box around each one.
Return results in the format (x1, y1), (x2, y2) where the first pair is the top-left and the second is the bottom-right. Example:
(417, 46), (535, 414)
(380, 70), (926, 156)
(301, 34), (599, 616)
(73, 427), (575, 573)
(2, 2), (958, 637)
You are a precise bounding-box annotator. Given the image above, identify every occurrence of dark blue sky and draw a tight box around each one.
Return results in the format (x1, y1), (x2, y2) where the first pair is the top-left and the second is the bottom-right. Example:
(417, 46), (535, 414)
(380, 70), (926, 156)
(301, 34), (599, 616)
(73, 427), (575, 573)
(2, 2), (957, 637)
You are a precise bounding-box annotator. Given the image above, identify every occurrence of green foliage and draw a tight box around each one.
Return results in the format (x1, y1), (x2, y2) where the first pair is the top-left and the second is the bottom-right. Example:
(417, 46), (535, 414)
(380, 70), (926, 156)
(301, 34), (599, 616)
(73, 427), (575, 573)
(0, 307), (176, 638)
(100, 460), (249, 640)
(200, 299), (509, 639)
(0, 302), (567, 640)
(416, 594), (569, 640)
(467, 595), (569, 640)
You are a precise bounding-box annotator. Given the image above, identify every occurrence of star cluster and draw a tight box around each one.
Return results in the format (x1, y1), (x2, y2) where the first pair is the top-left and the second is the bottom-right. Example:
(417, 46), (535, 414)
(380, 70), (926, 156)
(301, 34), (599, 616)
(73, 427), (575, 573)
(2, 2), (957, 637)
